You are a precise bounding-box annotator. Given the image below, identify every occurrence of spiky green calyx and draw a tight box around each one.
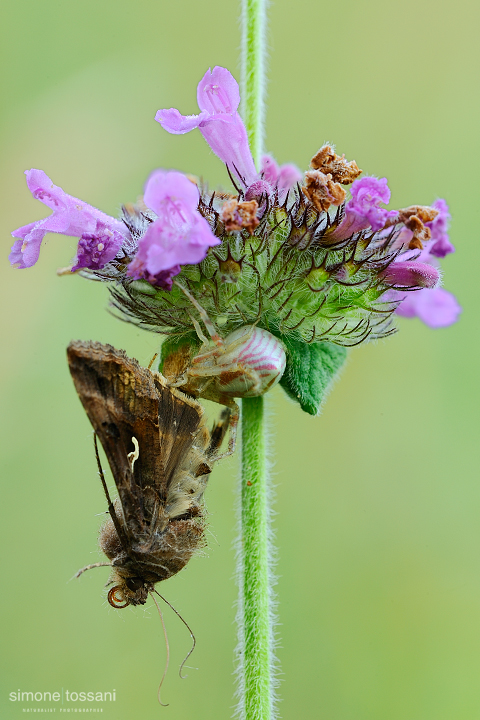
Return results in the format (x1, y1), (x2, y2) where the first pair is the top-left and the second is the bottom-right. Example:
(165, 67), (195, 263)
(104, 188), (399, 350)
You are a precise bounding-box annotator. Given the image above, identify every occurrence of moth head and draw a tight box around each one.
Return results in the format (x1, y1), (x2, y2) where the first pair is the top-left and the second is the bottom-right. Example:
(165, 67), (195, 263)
(107, 575), (150, 608)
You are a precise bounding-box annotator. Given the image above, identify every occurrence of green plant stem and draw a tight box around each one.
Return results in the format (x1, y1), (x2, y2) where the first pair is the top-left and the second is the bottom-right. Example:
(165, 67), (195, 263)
(241, 0), (267, 163)
(237, 2), (275, 719)
(237, 397), (275, 720)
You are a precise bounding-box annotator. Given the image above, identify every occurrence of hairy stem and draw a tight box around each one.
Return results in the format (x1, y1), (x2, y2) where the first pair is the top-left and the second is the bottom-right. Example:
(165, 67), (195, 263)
(241, 0), (267, 164)
(236, 397), (276, 720)
(237, 2), (275, 718)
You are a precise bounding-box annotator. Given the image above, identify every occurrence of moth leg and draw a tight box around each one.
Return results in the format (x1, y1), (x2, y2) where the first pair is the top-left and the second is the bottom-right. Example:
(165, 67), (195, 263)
(148, 352), (158, 370)
(141, 497), (161, 547)
(209, 399), (239, 462)
(208, 408), (231, 455)
(93, 434), (130, 553)
(74, 561), (112, 579)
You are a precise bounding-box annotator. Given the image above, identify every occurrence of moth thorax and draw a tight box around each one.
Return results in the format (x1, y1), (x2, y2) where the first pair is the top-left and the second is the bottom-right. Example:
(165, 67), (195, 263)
(217, 326), (286, 397)
(99, 515), (123, 560)
(162, 342), (196, 382)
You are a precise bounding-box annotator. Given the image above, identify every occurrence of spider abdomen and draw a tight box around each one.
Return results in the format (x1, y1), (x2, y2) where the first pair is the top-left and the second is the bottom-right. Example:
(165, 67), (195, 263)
(213, 326), (286, 397)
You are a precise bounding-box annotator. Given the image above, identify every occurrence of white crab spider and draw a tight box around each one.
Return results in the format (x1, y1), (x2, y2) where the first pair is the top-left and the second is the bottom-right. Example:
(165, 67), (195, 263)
(163, 282), (287, 457)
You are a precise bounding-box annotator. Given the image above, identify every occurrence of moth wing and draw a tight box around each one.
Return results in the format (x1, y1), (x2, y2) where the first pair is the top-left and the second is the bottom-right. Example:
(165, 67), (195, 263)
(67, 341), (208, 534)
(67, 340), (164, 534)
(151, 372), (210, 492)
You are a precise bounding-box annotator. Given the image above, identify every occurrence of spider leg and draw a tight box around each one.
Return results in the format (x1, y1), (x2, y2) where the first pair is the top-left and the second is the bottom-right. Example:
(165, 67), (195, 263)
(187, 311), (209, 346)
(174, 280), (224, 349)
(187, 362), (260, 397)
(191, 325), (256, 366)
(185, 364), (230, 379)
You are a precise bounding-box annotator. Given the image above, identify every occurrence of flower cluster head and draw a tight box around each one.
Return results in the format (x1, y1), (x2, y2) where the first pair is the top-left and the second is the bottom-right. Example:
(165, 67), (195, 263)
(10, 66), (460, 360)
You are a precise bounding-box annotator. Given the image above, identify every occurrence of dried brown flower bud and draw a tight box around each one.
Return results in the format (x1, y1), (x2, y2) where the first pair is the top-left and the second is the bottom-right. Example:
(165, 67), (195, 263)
(405, 205), (438, 223)
(310, 145), (362, 185)
(302, 170), (346, 212)
(383, 205), (439, 250)
(221, 198), (260, 235)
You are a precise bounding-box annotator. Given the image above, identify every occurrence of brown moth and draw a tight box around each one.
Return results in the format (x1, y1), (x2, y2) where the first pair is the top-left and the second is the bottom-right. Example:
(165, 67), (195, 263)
(67, 340), (231, 609)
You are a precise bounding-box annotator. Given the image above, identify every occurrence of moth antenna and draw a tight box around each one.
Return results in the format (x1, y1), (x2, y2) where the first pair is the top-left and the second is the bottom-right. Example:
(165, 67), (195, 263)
(154, 589), (197, 679)
(148, 352), (158, 370)
(93, 434), (130, 553)
(72, 562), (112, 580)
(173, 280), (224, 349)
(127, 437), (140, 472)
(150, 592), (170, 707)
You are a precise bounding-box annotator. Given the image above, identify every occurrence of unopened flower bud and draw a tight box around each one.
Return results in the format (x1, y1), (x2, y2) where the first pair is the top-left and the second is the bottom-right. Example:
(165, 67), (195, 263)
(382, 261), (439, 289)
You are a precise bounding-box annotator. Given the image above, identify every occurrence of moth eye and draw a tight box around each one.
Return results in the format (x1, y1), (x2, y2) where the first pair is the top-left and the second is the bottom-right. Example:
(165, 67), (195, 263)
(125, 576), (144, 592)
(107, 586), (130, 609)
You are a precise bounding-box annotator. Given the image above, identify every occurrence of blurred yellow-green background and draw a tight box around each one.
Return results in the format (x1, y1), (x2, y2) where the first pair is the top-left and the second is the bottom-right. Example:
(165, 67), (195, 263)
(1, 0), (478, 717)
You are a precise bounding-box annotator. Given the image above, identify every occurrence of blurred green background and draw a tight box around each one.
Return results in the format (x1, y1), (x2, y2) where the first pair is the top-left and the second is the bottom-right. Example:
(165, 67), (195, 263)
(0, 0), (478, 717)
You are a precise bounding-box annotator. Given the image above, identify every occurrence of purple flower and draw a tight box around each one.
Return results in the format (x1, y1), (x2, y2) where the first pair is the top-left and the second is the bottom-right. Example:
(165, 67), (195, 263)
(327, 176), (397, 242)
(383, 243), (460, 328)
(395, 287), (461, 328)
(244, 180), (272, 202)
(243, 156), (301, 212)
(347, 176), (397, 231)
(426, 199), (454, 258)
(126, 170), (220, 290)
(259, 155), (302, 198)
(155, 67), (258, 187)
(10, 169), (127, 270)
(72, 231), (125, 272)
(382, 260), (440, 289)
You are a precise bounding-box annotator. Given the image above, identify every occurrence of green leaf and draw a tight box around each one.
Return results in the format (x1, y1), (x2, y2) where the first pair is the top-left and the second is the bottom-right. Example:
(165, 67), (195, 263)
(279, 338), (347, 415)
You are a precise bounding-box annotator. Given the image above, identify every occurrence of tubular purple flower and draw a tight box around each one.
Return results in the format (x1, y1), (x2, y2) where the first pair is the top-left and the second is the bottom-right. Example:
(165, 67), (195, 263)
(395, 287), (461, 327)
(260, 155), (302, 198)
(382, 260), (440, 289)
(348, 176), (397, 231)
(72, 230), (125, 272)
(426, 199), (454, 258)
(328, 176), (397, 241)
(155, 67), (258, 187)
(10, 169), (127, 270)
(385, 241), (460, 327)
(244, 180), (272, 203)
(126, 170), (221, 290)
(243, 155), (301, 210)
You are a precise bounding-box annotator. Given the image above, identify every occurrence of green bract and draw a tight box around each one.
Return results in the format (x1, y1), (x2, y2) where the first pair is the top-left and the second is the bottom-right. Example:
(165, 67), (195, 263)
(102, 189), (398, 352)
